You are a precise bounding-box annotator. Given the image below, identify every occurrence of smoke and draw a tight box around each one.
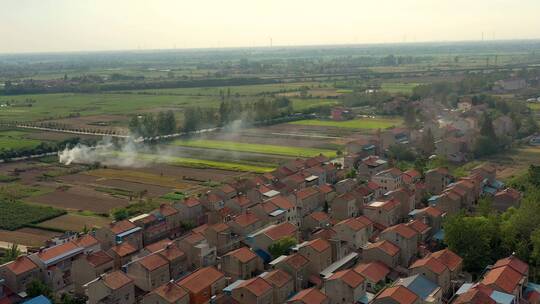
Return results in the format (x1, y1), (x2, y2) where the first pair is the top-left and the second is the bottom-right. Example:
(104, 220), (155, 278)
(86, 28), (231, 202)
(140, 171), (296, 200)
(58, 137), (148, 167)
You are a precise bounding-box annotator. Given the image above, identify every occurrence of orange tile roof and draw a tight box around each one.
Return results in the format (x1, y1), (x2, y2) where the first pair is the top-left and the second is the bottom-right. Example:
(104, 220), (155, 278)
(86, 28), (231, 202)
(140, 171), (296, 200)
(384, 223), (417, 239)
(366, 240), (400, 257)
(287, 288), (328, 304)
(192, 224), (208, 235)
(493, 255), (528, 275)
(353, 261), (390, 283)
(4, 256), (38, 275)
(367, 181), (381, 190)
(37, 241), (81, 262)
(158, 244), (185, 262)
(328, 269), (365, 288)
(310, 211), (329, 222)
(336, 218), (367, 231)
(159, 204), (179, 216)
(86, 251), (113, 267)
(404, 169), (421, 179)
(304, 238), (330, 253)
(176, 266), (224, 294)
(430, 248), (462, 272)
(210, 223), (230, 233)
(482, 265), (523, 293)
(269, 195), (294, 210)
(234, 213), (260, 227)
(376, 285), (418, 304)
(138, 253), (169, 271)
(220, 184), (236, 194)
(237, 277), (272, 297)
(150, 281), (187, 303)
(232, 195), (253, 207)
(226, 247), (257, 263)
(284, 253), (309, 270)
(264, 222), (297, 241)
(319, 184), (334, 194)
(423, 206), (444, 217)
(110, 242), (137, 257)
(183, 232), (205, 244)
(453, 288), (496, 304)
(407, 219), (430, 234)
(145, 239), (174, 253)
(103, 271), (133, 290)
(183, 197), (201, 207)
(263, 269), (291, 287)
(296, 187), (319, 200)
(73, 234), (99, 248)
(356, 215), (374, 226)
(410, 256), (447, 275)
(110, 220), (137, 234)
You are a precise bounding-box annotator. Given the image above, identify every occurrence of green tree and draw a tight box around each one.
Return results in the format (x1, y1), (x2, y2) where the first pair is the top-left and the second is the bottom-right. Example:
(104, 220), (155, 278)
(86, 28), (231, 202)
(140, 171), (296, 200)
(26, 280), (53, 299)
(0, 243), (20, 264)
(420, 128), (436, 157)
(404, 106), (416, 128)
(268, 237), (297, 259)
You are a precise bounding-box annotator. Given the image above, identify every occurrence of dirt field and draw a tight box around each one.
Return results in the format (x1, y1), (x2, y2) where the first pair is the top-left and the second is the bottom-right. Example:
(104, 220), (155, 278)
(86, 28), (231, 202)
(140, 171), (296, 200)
(37, 213), (111, 232)
(85, 168), (192, 189)
(492, 146), (540, 180)
(28, 184), (130, 213)
(41, 114), (129, 134)
(0, 228), (61, 247)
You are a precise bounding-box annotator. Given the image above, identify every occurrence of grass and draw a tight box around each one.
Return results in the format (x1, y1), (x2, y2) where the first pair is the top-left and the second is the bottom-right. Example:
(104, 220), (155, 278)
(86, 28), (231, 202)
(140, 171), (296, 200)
(528, 103), (540, 110)
(0, 199), (65, 230)
(380, 82), (420, 94)
(161, 191), (185, 201)
(171, 139), (337, 158)
(0, 130), (41, 150)
(289, 117), (402, 129)
(291, 98), (340, 111)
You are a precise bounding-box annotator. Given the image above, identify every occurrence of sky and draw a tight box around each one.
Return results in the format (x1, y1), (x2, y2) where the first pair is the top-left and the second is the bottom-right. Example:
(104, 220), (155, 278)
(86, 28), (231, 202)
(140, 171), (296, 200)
(1, 0), (540, 53)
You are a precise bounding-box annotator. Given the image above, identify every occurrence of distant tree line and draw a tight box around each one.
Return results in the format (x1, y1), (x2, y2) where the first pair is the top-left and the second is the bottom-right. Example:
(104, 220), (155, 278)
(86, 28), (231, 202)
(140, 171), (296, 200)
(0, 137), (86, 161)
(128, 110), (177, 138)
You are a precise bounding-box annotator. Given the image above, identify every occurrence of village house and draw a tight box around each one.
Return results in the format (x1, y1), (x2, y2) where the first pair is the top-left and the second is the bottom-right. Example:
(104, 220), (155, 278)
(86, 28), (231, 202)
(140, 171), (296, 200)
(429, 190), (461, 216)
(406, 219), (431, 243)
(385, 188), (416, 219)
(262, 269), (294, 304)
(363, 199), (401, 227)
(153, 204), (182, 235)
(394, 274), (443, 304)
(228, 212), (266, 237)
(493, 115), (516, 138)
(425, 168), (452, 195)
(408, 206), (445, 236)
(142, 281), (189, 304)
(108, 242), (138, 270)
(267, 195), (299, 225)
(126, 253), (170, 292)
(371, 285), (420, 304)
(174, 197), (205, 226)
(331, 106), (354, 121)
(324, 269), (366, 304)
(430, 248), (463, 280)
(493, 188), (522, 212)
(251, 201), (287, 225)
(409, 256), (451, 295)
(362, 240), (400, 269)
(286, 287), (329, 304)
(330, 192), (360, 221)
(232, 277), (274, 304)
(271, 253), (309, 291)
(0, 256), (40, 294)
(144, 241), (187, 280)
(132, 214), (169, 246)
(334, 178), (356, 195)
(95, 220), (143, 251)
(380, 224), (418, 267)
(302, 211), (331, 232)
(221, 247), (264, 281)
(84, 271), (135, 304)
(290, 186), (324, 218)
(334, 217), (370, 251)
(247, 222), (298, 258)
(356, 155), (388, 180)
(297, 238), (333, 277)
(372, 168), (403, 192)
(471, 164), (496, 186)
(72, 250), (114, 294)
(203, 223), (237, 255)
(177, 232), (217, 270)
(353, 261), (390, 293)
(176, 266), (227, 304)
(225, 195), (257, 213)
(481, 255), (529, 300)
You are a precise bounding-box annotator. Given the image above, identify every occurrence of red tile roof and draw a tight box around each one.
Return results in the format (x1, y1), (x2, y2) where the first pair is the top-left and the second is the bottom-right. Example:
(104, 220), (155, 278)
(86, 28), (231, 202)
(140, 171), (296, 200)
(430, 248), (462, 272)
(482, 265), (523, 293)
(159, 204), (179, 216)
(110, 220), (137, 234)
(226, 247), (257, 263)
(495, 188), (521, 201)
(263, 269), (291, 287)
(192, 224), (208, 235)
(110, 242), (137, 257)
(73, 234), (99, 248)
(493, 255), (528, 275)
(287, 288), (328, 304)
(103, 271), (133, 290)
(454, 288), (496, 304)
(336, 218), (367, 231)
(234, 213), (260, 227)
(158, 244), (185, 262)
(384, 223), (417, 239)
(423, 206), (444, 217)
(406, 219), (430, 234)
(145, 239), (174, 253)
(4, 256), (38, 275)
(310, 211), (329, 222)
(366, 240), (400, 257)
(410, 256), (448, 275)
(269, 195), (295, 210)
(138, 253), (169, 271)
(150, 281), (187, 303)
(86, 251), (113, 267)
(176, 266), (224, 294)
(37, 241), (81, 262)
(283, 253), (309, 270)
(237, 277), (272, 297)
(210, 222), (230, 233)
(296, 187), (319, 200)
(304, 238), (330, 253)
(376, 285), (418, 304)
(220, 184), (236, 194)
(356, 215), (374, 226)
(183, 232), (205, 244)
(353, 261), (390, 283)
(319, 184), (334, 194)
(328, 269), (365, 288)
(264, 222), (297, 241)
(183, 197), (201, 207)
(367, 181), (381, 190)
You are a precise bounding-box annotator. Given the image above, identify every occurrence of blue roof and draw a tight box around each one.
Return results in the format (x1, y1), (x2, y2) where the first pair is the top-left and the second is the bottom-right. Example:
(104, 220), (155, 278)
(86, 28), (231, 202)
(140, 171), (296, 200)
(490, 290), (514, 304)
(483, 186), (497, 195)
(433, 229), (445, 241)
(527, 282), (540, 293)
(223, 279), (245, 293)
(408, 209), (423, 216)
(492, 180), (505, 189)
(397, 274), (439, 300)
(456, 283), (473, 294)
(255, 249), (272, 263)
(23, 296), (52, 304)
(428, 195), (440, 202)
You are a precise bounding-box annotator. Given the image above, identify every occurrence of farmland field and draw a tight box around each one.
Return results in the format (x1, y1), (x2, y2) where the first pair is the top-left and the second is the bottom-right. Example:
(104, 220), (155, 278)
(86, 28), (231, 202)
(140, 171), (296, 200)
(528, 103), (540, 110)
(289, 117), (402, 130)
(0, 129), (42, 150)
(171, 139), (337, 158)
(0, 228), (61, 247)
(381, 82), (420, 94)
(37, 213), (111, 232)
(86, 168), (191, 189)
(0, 199), (65, 230)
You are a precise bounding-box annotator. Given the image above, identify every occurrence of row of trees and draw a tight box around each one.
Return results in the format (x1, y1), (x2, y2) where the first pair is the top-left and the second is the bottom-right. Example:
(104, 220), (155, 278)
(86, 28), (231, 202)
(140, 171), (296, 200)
(0, 137), (84, 161)
(128, 110), (177, 138)
(444, 165), (540, 280)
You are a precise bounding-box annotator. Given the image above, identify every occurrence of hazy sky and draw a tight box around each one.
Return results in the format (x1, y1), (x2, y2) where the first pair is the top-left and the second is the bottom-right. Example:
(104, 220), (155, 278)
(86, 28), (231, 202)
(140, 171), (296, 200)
(1, 0), (540, 53)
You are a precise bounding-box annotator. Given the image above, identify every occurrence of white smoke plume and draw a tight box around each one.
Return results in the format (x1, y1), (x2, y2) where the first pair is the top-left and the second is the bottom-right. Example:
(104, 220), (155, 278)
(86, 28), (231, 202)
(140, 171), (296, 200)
(58, 137), (147, 167)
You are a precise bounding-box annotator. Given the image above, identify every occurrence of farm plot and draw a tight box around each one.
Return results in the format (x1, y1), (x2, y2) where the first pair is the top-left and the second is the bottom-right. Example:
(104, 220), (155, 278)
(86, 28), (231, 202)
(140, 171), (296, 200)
(86, 168), (192, 189)
(28, 185), (130, 213)
(132, 163), (244, 182)
(289, 117), (402, 130)
(381, 82), (420, 94)
(171, 139), (337, 158)
(37, 213), (111, 232)
(0, 228), (61, 247)
(0, 199), (65, 230)
(0, 129), (42, 150)
(137, 154), (275, 173)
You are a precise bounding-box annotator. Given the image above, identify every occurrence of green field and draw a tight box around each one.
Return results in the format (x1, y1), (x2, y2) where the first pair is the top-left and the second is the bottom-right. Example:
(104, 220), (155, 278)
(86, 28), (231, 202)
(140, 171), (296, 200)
(0, 130), (41, 150)
(291, 98), (340, 111)
(528, 102), (540, 110)
(171, 139), (337, 158)
(381, 82), (420, 94)
(0, 199), (65, 230)
(289, 117), (402, 129)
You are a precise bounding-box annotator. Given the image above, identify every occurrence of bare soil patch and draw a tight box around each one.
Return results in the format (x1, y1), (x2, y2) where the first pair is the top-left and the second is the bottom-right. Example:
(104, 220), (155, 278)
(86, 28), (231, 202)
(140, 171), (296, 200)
(0, 228), (61, 248)
(37, 213), (111, 232)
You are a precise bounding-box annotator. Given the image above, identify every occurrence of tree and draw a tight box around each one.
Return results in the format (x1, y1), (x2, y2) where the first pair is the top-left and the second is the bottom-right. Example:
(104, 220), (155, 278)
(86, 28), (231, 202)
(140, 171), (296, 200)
(128, 115), (141, 136)
(0, 243), (20, 264)
(480, 113), (496, 139)
(404, 106), (416, 128)
(420, 128), (436, 157)
(26, 280), (53, 299)
(268, 237), (297, 259)
(477, 197), (493, 217)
